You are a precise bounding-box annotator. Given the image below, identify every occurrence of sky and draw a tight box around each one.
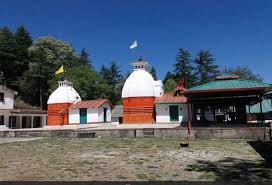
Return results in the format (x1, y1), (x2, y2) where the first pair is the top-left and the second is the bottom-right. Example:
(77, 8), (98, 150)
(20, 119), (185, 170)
(1, 0), (272, 82)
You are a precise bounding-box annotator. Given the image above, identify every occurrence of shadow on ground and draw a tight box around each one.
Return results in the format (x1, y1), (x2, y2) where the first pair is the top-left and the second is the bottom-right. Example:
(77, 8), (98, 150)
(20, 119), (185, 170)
(248, 140), (272, 165)
(185, 157), (272, 181)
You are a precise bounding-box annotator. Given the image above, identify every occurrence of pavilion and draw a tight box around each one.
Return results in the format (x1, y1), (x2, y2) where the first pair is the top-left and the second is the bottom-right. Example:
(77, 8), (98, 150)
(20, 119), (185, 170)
(182, 75), (272, 126)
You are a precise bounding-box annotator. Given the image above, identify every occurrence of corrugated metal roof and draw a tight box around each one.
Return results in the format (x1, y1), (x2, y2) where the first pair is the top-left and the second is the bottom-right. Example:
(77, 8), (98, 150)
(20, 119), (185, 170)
(155, 92), (187, 104)
(69, 99), (112, 109)
(190, 79), (272, 91)
(246, 99), (272, 113)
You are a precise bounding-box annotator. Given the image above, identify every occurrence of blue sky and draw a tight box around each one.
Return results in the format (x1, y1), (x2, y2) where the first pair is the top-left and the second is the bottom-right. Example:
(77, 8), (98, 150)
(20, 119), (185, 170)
(1, 0), (272, 82)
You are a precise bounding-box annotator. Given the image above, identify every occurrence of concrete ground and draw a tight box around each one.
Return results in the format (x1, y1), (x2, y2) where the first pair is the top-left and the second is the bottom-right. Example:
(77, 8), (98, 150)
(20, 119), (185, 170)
(0, 137), (271, 181)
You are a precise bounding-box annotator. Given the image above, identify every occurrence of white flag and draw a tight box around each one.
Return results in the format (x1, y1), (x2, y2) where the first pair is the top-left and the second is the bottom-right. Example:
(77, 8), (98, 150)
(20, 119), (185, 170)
(129, 40), (137, 49)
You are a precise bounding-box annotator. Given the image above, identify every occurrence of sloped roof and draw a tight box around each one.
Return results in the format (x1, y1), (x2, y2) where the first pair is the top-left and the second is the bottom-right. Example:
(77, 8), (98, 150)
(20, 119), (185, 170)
(111, 105), (123, 117)
(246, 99), (272, 114)
(190, 79), (272, 91)
(69, 99), (112, 109)
(155, 92), (187, 104)
(0, 85), (18, 95)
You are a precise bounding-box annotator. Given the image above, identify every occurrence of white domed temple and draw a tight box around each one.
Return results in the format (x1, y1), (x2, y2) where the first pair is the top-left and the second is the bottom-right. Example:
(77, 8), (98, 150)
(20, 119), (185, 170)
(47, 80), (81, 125)
(122, 57), (164, 123)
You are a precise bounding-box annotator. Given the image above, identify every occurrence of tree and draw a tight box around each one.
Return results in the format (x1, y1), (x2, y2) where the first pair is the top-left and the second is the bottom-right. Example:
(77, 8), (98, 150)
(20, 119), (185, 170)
(194, 50), (220, 84)
(78, 48), (92, 68)
(19, 47), (54, 108)
(164, 78), (177, 92)
(19, 37), (78, 108)
(150, 66), (157, 80)
(173, 48), (197, 88)
(124, 71), (131, 79)
(0, 26), (18, 89)
(163, 71), (174, 84)
(64, 65), (110, 100)
(14, 25), (33, 87)
(225, 66), (263, 82)
(100, 62), (124, 104)
(30, 37), (76, 67)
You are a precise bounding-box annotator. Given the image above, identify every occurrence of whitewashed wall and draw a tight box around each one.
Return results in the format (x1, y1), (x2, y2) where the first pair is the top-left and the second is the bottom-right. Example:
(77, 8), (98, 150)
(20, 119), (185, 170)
(155, 103), (188, 123)
(98, 103), (111, 122)
(69, 109), (80, 124)
(0, 110), (10, 128)
(68, 103), (111, 124)
(0, 89), (15, 110)
(87, 108), (99, 123)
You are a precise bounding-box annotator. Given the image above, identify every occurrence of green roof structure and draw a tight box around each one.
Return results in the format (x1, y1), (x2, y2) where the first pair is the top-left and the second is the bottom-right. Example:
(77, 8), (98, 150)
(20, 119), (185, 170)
(190, 79), (272, 91)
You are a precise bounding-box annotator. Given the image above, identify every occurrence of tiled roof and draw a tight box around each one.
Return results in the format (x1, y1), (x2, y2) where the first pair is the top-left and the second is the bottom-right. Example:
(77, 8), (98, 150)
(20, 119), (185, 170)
(69, 99), (112, 109)
(190, 79), (272, 91)
(11, 109), (47, 114)
(155, 92), (187, 104)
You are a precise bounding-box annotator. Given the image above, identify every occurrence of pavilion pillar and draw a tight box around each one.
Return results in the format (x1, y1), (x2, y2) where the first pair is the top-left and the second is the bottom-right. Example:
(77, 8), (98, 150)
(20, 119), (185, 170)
(187, 103), (192, 136)
(259, 96), (264, 124)
(31, 116), (34, 128)
(20, 116), (23, 129)
(248, 104), (251, 124)
(213, 105), (216, 126)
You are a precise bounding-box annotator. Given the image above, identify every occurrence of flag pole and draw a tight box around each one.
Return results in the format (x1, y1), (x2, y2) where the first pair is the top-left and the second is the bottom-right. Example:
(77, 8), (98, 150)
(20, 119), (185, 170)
(64, 64), (66, 81)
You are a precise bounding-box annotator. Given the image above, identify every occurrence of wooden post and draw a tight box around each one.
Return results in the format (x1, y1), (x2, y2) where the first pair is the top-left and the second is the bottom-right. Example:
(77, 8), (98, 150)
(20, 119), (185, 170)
(260, 96), (264, 124)
(187, 104), (192, 136)
(31, 116), (34, 128)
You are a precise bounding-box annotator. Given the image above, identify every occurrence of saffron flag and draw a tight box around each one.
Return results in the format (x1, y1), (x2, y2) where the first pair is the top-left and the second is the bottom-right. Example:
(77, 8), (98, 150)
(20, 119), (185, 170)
(129, 40), (137, 49)
(55, 65), (64, 74)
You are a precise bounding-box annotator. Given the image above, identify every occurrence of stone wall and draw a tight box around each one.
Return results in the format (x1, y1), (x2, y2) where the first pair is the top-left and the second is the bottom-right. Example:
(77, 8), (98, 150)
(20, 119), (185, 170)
(0, 127), (266, 139)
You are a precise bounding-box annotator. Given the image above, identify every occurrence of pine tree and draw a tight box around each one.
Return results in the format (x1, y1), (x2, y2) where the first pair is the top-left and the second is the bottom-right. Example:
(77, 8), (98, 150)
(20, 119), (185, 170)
(14, 25), (33, 88)
(150, 66), (157, 80)
(163, 71), (174, 84)
(19, 47), (54, 108)
(100, 62), (123, 104)
(78, 48), (92, 68)
(173, 48), (197, 88)
(164, 78), (177, 92)
(194, 50), (220, 84)
(0, 26), (18, 88)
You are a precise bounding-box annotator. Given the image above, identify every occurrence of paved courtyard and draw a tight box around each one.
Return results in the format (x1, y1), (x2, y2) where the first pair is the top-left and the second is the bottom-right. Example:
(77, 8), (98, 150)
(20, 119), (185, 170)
(0, 137), (271, 181)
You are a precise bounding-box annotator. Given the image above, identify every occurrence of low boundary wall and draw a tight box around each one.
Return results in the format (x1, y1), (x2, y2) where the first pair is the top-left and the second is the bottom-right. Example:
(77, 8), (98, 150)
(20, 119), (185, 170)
(0, 126), (266, 139)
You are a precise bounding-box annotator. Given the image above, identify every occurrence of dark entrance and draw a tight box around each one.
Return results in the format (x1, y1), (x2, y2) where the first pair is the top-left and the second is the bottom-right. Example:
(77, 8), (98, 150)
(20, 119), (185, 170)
(103, 107), (107, 122)
(80, 108), (87, 124)
(169, 105), (179, 121)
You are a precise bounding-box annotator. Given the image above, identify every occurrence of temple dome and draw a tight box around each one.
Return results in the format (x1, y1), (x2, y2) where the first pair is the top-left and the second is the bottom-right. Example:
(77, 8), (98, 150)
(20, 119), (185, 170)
(122, 69), (156, 98)
(47, 80), (81, 104)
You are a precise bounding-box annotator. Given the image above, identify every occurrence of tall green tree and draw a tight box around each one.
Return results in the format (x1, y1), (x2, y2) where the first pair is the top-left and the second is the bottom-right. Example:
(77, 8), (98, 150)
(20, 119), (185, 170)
(225, 66), (263, 82)
(100, 62), (123, 104)
(14, 25), (33, 87)
(150, 66), (157, 80)
(164, 78), (177, 92)
(0, 26), (18, 88)
(30, 37), (76, 68)
(63, 65), (110, 100)
(163, 71), (174, 84)
(19, 47), (54, 108)
(173, 48), (197, 88)
(194, 50), (220, 84)
(78, 48), (92, 68)
(19, 37), (78, 108)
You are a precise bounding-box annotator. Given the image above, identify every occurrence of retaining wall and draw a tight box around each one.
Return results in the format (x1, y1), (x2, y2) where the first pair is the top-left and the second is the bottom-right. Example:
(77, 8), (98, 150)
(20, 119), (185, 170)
(0, 127), (266, 139)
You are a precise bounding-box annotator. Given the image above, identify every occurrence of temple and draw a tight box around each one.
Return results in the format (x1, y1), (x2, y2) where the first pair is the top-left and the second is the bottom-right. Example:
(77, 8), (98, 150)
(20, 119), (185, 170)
(121, 57), (164, 123)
